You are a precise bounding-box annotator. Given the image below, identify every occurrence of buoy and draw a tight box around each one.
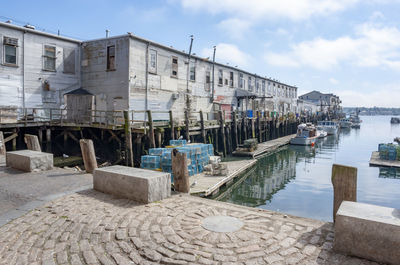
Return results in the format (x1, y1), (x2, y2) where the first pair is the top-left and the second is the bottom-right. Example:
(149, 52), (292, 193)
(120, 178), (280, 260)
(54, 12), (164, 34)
(311, 142), (315, 147)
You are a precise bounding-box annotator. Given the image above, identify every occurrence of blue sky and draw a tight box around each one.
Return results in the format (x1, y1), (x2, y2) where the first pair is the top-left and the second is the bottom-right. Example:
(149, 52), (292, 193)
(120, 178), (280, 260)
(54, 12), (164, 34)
(3, 0), (400, 107)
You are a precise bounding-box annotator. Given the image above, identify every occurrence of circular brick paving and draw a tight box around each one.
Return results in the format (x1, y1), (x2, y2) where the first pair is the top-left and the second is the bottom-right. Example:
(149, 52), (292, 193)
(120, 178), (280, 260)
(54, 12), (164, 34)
(0, 190), (377, 265)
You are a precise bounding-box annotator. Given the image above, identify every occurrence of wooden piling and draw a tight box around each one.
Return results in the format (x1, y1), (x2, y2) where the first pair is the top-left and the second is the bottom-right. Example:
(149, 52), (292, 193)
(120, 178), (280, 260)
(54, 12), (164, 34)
(124, 110), (134, 167)
(46, 128), (52, 153)
(12, 128), (17, 151)
(219, 110), (227, 157)
(146, 110), (156, 148)
(0, 131), (5, 155)
(242, 114), (247, 141)
(185, 110), (190, 142)
(257, 111), (262, 143)
(79, 139), (98, 173)
(200, 110), (206, 143)
(24, 134), (41, 152)
(233, 111), (238, 149)
(331, 164), (357, 222)
(172, 149), (190, 193)
(169, 110), (175, 140)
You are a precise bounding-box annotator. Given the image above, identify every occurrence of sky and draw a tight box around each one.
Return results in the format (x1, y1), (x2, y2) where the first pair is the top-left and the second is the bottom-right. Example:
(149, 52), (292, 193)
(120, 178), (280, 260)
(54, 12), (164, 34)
(2, 0), (400, 107)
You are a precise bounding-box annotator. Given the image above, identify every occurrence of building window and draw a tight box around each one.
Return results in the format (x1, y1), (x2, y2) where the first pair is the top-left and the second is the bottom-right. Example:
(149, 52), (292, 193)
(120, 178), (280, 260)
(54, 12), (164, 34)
(218, 69), (223, 85)
(63, 48), (75, 74)
(239, 73), (244, 88)
(171, 56), (178, 77)
(149, 49), (157, 74)
(107, 45), (115, 71)
(3, 37), (18, 66)
(229, 72), (234, 87)
(190, 65), (196, 81)
(205, 71), (211, 92)
(225, 79), (228, 85)
(255, 79), (260, 93)
(248, 76), (252, 92)
(43, 45), (56, 71)
(262, 80), (266, 94)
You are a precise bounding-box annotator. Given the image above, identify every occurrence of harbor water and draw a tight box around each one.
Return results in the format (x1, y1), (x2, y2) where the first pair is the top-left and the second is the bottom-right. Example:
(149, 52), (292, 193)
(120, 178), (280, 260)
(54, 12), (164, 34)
(218, 116), (400, 222)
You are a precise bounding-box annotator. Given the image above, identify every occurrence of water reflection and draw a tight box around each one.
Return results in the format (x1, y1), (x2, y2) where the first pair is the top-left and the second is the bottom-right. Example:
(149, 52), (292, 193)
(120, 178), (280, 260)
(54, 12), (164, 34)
(379, 167), (400, 179)
(218, 116), (400, 222)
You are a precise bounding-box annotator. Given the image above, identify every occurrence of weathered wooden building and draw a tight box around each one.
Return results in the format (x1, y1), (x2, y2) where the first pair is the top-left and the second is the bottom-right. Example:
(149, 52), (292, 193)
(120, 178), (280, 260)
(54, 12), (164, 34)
(0, 21), (298, 122)
(80, 34), (298, 121)
(0, 22), (81, 116)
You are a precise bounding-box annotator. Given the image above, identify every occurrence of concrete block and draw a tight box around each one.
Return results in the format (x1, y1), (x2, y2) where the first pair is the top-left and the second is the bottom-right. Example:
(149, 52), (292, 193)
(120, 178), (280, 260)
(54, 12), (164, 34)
(93, 165), (171, 203)
(334, 201), (400, 265)
(6, 150), (53, 172)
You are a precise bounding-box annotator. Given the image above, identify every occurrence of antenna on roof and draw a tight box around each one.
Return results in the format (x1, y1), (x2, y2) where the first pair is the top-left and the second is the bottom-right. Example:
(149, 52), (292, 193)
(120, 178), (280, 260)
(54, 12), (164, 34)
(106, 29), (109, 38)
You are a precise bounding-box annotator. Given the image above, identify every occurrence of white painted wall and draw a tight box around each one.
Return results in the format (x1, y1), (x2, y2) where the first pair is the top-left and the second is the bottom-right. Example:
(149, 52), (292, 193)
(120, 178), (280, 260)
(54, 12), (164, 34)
(0, 23), (81, 111)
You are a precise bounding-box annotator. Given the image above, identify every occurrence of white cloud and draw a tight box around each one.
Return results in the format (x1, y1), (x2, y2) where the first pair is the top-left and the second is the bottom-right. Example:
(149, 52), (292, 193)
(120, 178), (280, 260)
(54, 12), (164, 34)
(201, 43), (252, 68)
(179, 0), (359, 21)
(340, 86), (400, 107)
(217, 18), (252, 40)
(329, 77), (339, 84)
(265, 23), (400, 71)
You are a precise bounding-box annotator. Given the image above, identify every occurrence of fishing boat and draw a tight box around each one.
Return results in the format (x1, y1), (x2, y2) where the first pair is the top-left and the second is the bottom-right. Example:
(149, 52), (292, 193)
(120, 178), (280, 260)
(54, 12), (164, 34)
(349, 113), (362, 128)
(316, 121), (339, 135)
(290, 123), (318, 146)
(339, 118), (352, 128)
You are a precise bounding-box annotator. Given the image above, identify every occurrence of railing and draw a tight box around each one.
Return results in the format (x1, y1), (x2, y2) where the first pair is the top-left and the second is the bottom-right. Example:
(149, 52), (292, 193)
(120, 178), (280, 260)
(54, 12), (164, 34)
(0, 107), (302, 129)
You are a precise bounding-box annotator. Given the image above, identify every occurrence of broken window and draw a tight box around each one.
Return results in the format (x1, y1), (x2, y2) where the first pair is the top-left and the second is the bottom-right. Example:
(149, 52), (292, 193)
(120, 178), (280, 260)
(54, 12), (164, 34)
(239, 73), (244, 89)
(43, 45), (56, 71)
(3, 37), (18, 66)
(229, 72), (234, 87)
(218, 69), (223, 85)
(190, 65), (196, 81)
(63, 48), (75, 74)
(107, 45), (115, 70)
(149, 49), (157, 74)
(171, 56), (178, 77)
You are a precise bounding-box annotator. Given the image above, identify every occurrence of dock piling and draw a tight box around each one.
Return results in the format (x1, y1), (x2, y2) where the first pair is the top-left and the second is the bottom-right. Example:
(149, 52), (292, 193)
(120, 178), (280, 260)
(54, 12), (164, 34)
(172, 149), (190, 193)
(79, 139), (98, 173)
(24, 134), (41, 152)
(331, 164), (357, 222)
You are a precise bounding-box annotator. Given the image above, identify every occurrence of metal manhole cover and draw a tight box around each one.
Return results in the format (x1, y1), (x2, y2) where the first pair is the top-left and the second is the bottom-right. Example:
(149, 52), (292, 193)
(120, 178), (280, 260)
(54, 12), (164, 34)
(201, 215), (244, 232)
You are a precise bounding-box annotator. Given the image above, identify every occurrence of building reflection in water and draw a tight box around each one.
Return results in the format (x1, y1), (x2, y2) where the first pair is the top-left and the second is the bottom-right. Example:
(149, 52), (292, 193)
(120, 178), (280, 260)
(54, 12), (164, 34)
(218, 136), (341, 208)
(219, 146), (306, 207)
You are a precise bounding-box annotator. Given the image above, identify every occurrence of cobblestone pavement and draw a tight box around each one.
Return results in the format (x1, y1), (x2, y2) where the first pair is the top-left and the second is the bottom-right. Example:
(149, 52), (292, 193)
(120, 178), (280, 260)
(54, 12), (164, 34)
(0, 190), (377, 265)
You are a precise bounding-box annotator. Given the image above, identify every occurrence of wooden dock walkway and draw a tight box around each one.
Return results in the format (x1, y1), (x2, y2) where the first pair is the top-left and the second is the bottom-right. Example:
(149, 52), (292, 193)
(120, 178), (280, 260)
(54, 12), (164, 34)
(232, 134), (296, 158)
(189, 159), (257, 197)
(369, 151), (400, 168)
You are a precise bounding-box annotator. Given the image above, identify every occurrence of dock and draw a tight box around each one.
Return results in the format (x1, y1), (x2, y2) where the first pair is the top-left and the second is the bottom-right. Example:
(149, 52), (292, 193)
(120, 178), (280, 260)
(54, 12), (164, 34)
(369, 151), (400, 168)
(189, 159), (257, 197)
(232, 134), (296, 158)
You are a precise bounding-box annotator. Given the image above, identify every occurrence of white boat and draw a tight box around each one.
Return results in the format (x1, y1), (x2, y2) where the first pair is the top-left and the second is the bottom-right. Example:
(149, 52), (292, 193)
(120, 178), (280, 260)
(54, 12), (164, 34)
(316, 130), (328, 138)
(317, 121), (339, 135)
(349, 113), (362, 128)
(290, 123), (318, 146)
(339, 118), (352, 128)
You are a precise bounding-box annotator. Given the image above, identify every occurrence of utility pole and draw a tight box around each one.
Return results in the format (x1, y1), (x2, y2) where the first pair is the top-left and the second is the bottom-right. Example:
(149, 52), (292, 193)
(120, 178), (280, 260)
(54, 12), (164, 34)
(211, 45), (216, 103)
(185, 35), (194, 117)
